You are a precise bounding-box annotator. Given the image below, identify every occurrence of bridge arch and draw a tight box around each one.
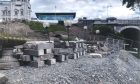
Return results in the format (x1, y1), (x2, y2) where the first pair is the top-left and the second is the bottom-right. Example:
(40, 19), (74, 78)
(119, 26), (140, 33)
(119, 26), (140, 48)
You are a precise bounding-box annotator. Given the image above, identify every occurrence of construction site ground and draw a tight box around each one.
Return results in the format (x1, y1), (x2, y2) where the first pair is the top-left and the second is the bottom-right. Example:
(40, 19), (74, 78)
(0, 50), (140, 84)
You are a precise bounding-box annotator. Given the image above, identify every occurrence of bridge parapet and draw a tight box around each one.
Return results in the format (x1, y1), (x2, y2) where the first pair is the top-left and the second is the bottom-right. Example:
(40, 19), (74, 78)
(116, 20), (140, 25)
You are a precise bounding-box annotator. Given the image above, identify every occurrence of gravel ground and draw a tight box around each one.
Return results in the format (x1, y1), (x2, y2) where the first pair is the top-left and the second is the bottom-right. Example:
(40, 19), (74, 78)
(0, 50), (140, 84)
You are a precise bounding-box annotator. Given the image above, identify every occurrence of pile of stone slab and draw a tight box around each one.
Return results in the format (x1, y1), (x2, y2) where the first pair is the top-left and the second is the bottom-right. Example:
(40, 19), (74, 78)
(13, 41), (55, 67)
(13, 41), (87, 68)
(72, 41), (87, 58)
(54, 41), (87, 61)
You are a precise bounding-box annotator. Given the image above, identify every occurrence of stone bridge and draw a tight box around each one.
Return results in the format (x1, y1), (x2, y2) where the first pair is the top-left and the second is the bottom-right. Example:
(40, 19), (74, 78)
(94, 18), (140, 32)
(80, 17), (140, 33)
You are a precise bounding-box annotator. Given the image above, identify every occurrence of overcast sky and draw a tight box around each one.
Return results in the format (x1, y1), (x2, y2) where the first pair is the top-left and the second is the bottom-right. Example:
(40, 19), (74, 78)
(30, 0), (140, 19)
(3, 0), (140, 19)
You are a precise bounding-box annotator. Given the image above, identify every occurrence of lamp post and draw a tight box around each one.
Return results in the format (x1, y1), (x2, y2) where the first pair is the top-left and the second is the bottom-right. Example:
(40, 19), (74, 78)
(95, 30), (100, 41)
(64, 20), (72, 43)
(43, 22), (50, 42)
(83, 26), (87, 41)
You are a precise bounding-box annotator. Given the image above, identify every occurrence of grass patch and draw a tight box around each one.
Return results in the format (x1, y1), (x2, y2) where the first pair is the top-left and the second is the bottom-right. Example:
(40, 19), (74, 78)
(48, 24), (66, 32)
(25, 21), (66, 33)
(26, 21), (45, 33)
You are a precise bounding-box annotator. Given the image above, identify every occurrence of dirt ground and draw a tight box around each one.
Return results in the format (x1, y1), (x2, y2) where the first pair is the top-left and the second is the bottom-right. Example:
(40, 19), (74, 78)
(0, 50), (140, 84)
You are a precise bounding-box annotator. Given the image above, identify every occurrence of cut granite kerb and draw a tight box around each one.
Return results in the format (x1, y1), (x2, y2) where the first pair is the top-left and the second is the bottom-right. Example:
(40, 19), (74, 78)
(23, 41), (54, 56)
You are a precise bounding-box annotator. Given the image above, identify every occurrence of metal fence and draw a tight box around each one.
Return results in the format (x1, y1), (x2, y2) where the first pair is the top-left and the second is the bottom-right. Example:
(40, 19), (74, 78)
(104, 38), (124, 53)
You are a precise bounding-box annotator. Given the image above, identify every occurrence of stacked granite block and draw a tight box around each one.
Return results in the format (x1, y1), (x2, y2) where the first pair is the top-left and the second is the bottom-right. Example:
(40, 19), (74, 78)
(45, 58), (56, 65)
(54, 54), (66, 62)
(30, 60), (45, 68)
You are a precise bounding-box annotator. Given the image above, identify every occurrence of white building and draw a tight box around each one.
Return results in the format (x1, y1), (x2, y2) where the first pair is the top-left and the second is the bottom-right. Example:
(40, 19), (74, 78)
(0, 0), (31, 22)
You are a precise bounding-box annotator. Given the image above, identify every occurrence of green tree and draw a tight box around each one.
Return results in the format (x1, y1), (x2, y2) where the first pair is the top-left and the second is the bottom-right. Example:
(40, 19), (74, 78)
(122, 0), (140, 9)
(92, 24), (115, 36)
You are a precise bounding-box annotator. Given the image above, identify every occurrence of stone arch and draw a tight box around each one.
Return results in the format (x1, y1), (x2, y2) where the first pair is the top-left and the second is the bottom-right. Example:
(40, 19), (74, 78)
(119, 26), (140, 33)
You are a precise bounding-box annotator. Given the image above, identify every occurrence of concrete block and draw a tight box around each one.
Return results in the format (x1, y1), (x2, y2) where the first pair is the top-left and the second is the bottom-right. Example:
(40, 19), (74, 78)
(23, 49), (38, 56)
(21, 55), (31, 62)
(0, 73), (8, 84)
(79, 51), (83, 56)
(77, 52), (80, 58)
(40, 54), (54, 61)
(82, 50), (86, 56)
(30, 60), (44, 68)
(69, 54), (77, 59)
(83, 50), (86, 56)
(55, 55), (65, 62)
(65, 55), (69, 61)
(89, 53), (102, 58)
(33, 56), (40, 61)
(45, 58), (56, 65)
(74, 53), (78, 59)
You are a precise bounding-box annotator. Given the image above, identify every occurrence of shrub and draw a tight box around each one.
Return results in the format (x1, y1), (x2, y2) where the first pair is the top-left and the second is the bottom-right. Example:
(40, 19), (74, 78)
(0, 38), (26, 48)
(48, 24), (66, 32)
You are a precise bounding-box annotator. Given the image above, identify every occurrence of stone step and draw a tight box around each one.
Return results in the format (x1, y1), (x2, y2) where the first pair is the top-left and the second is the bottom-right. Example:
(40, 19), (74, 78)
(0, 49), (19, 70)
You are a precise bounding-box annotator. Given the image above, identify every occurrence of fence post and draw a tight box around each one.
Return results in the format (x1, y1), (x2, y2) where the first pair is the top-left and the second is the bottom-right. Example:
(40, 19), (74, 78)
(138, 43), (140, 58)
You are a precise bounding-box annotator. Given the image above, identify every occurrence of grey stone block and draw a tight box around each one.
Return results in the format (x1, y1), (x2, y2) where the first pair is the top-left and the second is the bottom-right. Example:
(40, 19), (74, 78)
(0, 73), (8, 84)
(79, 51), (83, 56)
(73, 53), (77, 59)
(69, 54), (77, 59)
(77, 52), (80, 58)
(23, 49), (38, 56)
(40, 54), (54, 61)
(33, 57), (40, 61)
(65, 55), (69, 61)
(38, 42), (54, 50)
(30, 60), (44, 68)
(83, 50), (86, 56)
(45, 59), (56, 65)
(21, 55), (31, 62)
(55, 55), (65, 62)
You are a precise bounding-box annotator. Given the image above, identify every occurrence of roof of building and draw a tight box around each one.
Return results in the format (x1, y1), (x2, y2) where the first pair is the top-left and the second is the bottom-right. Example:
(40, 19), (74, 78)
(36, 12), (76, 16)
(106, 17), (117, 20)
(35, 12), (76, 20)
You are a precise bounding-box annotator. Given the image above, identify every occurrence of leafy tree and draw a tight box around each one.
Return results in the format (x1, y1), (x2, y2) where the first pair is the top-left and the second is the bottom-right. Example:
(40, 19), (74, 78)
(92, 24), (115, 36)
(122, 0), (140, 9)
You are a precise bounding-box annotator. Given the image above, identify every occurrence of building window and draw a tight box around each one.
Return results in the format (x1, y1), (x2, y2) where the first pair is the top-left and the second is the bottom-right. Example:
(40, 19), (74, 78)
(2, 10), (5, 16)
(44, 49), (47, 54)
(2, 18), (5, 21)
(5, 7), (8, 10)
(14, 9), (19, 15)
(20, 9), (24, 16)
(8, 11), (11, 16)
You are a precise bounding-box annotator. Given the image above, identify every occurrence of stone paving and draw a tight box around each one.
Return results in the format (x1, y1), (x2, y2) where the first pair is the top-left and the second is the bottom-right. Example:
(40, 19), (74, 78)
(0, 50), (140, 84)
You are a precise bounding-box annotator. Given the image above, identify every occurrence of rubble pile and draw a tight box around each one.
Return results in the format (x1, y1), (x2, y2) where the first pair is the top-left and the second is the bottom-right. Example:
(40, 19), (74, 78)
(1, 50), (140, 84)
